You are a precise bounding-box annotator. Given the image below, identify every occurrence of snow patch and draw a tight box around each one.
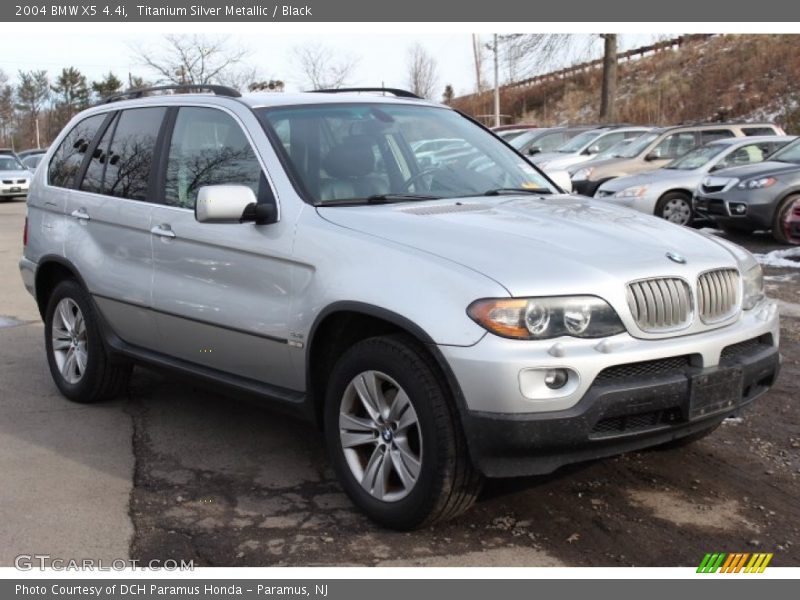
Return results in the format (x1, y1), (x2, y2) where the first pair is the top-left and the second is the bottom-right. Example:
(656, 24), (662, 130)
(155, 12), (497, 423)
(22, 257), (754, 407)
(754, 247), (800, 268)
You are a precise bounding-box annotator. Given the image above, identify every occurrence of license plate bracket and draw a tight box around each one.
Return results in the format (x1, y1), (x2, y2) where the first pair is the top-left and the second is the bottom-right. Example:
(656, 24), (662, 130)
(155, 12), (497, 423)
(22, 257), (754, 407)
(689, 367), (743, 419)
(10, 187), (20, 192)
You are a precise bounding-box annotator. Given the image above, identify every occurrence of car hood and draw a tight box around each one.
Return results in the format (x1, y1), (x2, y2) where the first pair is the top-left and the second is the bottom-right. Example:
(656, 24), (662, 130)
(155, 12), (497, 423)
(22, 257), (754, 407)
(598, 168), (701, 192)
(317, 195), (738, 297)
(0, 170), (31, 179)
(707, 160), (800, 181)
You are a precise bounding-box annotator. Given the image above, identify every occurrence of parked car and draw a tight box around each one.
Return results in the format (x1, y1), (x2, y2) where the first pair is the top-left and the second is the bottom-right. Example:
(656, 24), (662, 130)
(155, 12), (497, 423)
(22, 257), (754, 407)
(784, 199), (800, 244)
(510, 126), (594, 156)
(492, 124), (538, 132)
(495, 127), (540, 141)
(532, 126), (651, 171)
(22, 154), (44, 171)
(694, 137), (800, 243)
(21, 86), (780, 529)
(570, 122), (786, 197)
(0, 154), (31, 200)
(595, 136), (794, 225)
(17, 148), (47, 160)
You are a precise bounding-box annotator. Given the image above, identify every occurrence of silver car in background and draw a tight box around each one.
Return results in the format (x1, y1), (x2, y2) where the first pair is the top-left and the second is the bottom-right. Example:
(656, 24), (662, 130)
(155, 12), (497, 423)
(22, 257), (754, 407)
(532, 126), (651, 172)
(594, 136), (794, 225)
(20, 87), (781, 530)
(0, 154), (31, 200)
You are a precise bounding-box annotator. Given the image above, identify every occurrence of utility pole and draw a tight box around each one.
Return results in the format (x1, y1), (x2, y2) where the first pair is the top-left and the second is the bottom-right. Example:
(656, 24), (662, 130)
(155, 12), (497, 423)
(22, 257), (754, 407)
(493, 34), (500, 127)
(35, 117), (40, 149)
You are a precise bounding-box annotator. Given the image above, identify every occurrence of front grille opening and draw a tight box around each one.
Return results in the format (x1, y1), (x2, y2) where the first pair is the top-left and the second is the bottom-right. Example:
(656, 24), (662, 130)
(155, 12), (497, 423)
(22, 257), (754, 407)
(697, 268), (740, 323)
(720, 334), (773, 364)
(594, 355), (693, 383)
(591, 407), (682, 438)
(626, 277), (692, 332)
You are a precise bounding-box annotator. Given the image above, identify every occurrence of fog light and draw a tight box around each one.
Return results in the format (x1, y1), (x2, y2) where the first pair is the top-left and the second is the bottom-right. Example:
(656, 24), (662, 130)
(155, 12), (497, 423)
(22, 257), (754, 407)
(729, 202), (747, 215)
(544, 368), (569, 389)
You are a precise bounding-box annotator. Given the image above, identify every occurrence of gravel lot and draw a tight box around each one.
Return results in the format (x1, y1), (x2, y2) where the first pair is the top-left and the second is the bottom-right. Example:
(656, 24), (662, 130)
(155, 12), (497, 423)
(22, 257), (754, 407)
(1, 199), (798, 567)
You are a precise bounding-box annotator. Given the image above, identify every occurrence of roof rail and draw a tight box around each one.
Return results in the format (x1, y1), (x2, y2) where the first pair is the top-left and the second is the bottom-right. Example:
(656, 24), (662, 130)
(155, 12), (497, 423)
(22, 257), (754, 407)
(310, 87), (422, 99)
(102, 84), (242, 104)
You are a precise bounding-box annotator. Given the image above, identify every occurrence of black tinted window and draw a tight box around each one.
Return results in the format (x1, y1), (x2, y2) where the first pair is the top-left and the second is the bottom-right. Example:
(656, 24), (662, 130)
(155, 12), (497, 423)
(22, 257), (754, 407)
(48, 114), (106, 188)
(743, 127), (776, 136)
(80, 108), (165, 200)
(701, 129), (735, 144)
(163, 107), (262, 208)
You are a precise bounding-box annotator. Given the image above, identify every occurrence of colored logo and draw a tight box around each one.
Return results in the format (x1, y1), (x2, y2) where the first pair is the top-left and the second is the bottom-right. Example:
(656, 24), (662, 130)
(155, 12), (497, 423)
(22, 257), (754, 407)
(697, 552), (773, 573)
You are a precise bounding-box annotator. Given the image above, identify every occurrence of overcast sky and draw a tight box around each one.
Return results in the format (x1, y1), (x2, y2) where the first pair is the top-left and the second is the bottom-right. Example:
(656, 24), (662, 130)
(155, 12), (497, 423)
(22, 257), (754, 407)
(0, 33), (657, 97)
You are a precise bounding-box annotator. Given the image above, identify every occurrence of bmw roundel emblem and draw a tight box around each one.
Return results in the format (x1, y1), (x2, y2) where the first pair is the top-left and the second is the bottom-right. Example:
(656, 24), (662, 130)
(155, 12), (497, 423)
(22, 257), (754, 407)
(666, 251), (687, 264)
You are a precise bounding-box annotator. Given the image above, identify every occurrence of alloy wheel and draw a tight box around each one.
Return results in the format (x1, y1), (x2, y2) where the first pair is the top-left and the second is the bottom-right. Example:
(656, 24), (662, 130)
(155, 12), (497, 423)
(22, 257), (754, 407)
(51, 298), (88, 384)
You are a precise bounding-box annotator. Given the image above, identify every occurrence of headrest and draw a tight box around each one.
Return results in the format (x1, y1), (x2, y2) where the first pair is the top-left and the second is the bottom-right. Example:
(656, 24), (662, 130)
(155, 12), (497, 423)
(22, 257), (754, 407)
(322, 136), (375, 178)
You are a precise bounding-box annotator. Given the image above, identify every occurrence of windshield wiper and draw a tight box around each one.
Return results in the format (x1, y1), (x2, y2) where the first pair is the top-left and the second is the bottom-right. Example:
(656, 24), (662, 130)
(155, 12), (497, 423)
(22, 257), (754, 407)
(482, 187), (552, 196)
(365, 193), (444, 204)
(316, 193), (443, 207)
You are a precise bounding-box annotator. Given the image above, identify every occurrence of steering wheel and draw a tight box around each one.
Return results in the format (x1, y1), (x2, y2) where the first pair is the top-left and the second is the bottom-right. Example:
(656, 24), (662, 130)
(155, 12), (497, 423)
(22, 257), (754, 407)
(400, 167), (441, 191)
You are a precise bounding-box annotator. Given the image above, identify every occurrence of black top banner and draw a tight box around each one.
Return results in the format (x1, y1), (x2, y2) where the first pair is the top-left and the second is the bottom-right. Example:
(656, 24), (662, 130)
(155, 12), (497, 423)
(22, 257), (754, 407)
(4, 0), (800, 21)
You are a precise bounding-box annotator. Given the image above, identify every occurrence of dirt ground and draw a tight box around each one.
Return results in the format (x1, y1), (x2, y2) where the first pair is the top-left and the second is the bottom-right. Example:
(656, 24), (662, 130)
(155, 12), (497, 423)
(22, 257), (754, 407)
(127, 230), (800, 568)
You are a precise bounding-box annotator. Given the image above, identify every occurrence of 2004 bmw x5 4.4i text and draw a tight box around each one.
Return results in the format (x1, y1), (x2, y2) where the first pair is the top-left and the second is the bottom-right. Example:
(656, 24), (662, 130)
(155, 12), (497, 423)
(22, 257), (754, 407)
(20, 86), (781, 529)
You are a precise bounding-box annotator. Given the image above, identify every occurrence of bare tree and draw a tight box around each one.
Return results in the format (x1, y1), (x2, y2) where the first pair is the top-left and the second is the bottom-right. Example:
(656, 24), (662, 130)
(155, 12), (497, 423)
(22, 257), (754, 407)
(292, 44), (359, 90)
(0, 70), (14, 146)
(16, 70), (50, 147)
(472, 34), (487, 92)
(406, 43), (439, 100)
(131, 34), (250, 87)
(599, 34), (618, 122)
(501, 34), (620, 123)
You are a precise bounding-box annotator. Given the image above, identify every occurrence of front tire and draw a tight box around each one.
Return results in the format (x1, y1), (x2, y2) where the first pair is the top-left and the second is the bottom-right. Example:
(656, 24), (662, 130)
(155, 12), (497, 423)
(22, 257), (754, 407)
(44, 279), (130, 403)
(656, 192), (693, 226)
(772, 193), (800, 244)
(324, 335), (483, 529)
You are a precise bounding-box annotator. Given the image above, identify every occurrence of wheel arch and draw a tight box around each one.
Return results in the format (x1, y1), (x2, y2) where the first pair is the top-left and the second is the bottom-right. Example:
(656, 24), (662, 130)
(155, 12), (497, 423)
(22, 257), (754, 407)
(33, 255), (89, 320)
(305, 301), (467, 428)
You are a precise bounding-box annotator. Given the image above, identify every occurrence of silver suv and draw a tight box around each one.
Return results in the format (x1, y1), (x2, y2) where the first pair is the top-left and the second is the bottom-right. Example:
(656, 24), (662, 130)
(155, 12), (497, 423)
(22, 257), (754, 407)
(19, 86), (781, 530)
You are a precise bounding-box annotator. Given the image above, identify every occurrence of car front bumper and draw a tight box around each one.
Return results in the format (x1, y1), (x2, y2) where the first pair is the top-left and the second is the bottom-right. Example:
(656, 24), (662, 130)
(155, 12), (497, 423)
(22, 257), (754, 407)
(440, 300), (781, 477)
(0, 182), (29, 197)
(694, 187), (782, 230)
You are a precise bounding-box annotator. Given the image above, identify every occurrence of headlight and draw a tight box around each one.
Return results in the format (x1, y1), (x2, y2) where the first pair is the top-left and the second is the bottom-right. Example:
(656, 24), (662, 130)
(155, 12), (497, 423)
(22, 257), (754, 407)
(742, 263), (764, 310)
(614, 185), (648, 199)
(571, 167), (594, 181)
(737, 177), (776, 190)
(467, 296), (625, 340)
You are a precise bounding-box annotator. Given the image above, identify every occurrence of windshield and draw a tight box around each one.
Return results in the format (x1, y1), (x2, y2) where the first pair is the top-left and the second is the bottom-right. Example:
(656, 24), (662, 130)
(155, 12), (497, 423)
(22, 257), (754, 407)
(614, 132), (660, 158)
(556, 130), (600, 153)
(0, 156), (23, 170)
(665, 144), (724, 170)
(769, 139), (800, 164)
(595, 139), (631, 160)
(259, 103), (556, 204)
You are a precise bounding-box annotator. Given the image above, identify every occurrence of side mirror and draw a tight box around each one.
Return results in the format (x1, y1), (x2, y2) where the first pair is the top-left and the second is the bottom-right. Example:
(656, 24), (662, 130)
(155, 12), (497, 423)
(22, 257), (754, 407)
(585, 144), (600, 155)
(528, 146), (542, 156)
(644, 152), (661, 162)
(195, 185), (277, 225)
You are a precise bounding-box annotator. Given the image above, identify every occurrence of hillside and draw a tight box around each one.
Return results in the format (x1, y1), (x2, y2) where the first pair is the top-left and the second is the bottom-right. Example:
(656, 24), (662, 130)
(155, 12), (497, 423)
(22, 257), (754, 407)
(452, 35), (800, 133)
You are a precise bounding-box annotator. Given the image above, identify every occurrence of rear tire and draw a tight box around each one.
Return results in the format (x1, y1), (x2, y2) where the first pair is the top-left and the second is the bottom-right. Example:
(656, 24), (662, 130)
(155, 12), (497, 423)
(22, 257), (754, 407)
(656, 192), (693, 226)
(44, 279), (131, 403)
(324, 334), (483, 530)
(772, 193), (800, 244)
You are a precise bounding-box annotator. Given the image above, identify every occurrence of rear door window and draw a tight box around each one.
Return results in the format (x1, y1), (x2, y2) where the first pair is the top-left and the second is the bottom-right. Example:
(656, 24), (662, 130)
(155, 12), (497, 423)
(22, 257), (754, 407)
(48, 114), (107, 188)
(79, 107), (166, 200)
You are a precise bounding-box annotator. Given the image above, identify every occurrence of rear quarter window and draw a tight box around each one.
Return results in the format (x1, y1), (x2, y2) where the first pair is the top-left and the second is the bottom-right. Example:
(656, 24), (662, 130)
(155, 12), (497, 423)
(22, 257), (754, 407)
(48, 114), (107, 188)
(743, 127), (778, 136)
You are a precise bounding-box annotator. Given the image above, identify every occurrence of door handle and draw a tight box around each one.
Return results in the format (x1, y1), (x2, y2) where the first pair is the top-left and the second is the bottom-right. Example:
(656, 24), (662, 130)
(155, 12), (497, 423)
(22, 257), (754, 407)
(150, 224), (176, 239)
(70, 208), (90, 221)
